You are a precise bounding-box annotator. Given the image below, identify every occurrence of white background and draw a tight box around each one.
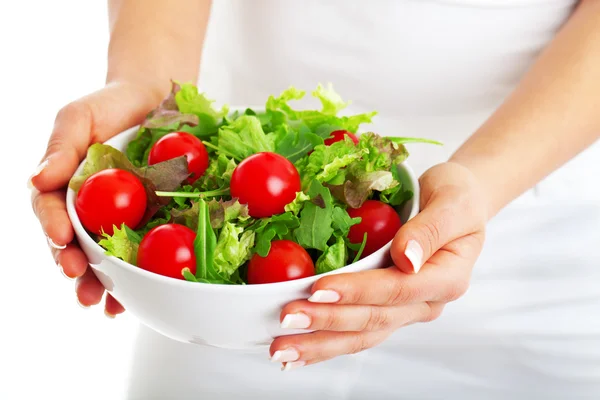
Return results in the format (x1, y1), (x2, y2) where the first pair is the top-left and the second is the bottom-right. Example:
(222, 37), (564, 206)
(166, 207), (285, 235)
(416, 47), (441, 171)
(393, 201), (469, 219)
(1, 2), (137, 399)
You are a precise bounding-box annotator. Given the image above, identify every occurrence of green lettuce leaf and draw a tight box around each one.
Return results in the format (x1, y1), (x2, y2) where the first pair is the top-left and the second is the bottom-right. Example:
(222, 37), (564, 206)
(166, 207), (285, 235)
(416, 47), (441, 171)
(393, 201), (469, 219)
(213, 222), (255, 277)
(175, 82), (229, 136)
(216, 115), (274, 161)
(170, 198), (250, 231)
(195, 153), (237, 192)
(284, 191), (311, 216)
(294, 180), (334, 251)
(98, 223), (141, 265)
(316, 235), (348, 274)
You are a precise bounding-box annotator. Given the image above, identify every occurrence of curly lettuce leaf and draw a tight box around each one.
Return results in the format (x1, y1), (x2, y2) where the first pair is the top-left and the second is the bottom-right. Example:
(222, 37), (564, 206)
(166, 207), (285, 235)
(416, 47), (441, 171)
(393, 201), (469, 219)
(175, 82), (229, 136)
(294, 180), (334, 251)
(316, 235), (348, 274)
(213, 222), (255, 277)
(284, 191), (311, 216)
(170, 198), (250, 231)
(196, 153), (237, 192)
(215, 115), (274, 161)
(98, 223), (141, 265)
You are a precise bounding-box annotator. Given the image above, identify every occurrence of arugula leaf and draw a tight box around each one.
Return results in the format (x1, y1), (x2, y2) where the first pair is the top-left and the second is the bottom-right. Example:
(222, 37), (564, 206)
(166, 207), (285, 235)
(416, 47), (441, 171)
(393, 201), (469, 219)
(216, 115), (274, 161)
(294, 180), (334, 251)
(316, 236), (348, 274)
(331, 207), (361, 237)
(98, 223), (140, 265)
(69, 143), (190, 226)
(193, 199), (217, 281)
(352, 232), (368, 263)
(182, 268), (199, 282)
(253, 213), (301, 257)
(213, 222), (255, 277)
(175, 82), (229, 136)
(272, 124), (323, 162)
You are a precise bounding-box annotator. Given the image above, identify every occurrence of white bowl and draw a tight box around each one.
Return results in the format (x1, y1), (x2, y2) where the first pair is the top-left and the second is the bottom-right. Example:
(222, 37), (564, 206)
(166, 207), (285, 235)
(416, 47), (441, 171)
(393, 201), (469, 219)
(66, 125), (420, 349)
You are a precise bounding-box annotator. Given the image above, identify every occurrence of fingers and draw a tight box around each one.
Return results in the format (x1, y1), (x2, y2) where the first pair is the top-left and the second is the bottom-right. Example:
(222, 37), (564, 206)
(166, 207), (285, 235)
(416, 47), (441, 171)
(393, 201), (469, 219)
(55, 244), (89, 279)
(280, 301), (435, 332)
(29, 82), (165, 193)
(31, 189), (73, 248)
(390, 164), (487, 274)
(75, 268), (105, 307)
(309, 237), (475, 307)
(104, 294), (126, 318)
(270, 330), (392, 369)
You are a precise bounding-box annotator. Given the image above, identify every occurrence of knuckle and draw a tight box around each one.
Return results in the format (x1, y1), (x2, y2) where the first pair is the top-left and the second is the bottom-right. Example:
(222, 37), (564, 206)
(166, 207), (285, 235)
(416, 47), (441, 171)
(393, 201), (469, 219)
(387, 280), (414, 305)
(322, 309), (340, 330)
(362, 307), (391, 331)
(445, 279), (470, 302)
(55, 101), (93, 125)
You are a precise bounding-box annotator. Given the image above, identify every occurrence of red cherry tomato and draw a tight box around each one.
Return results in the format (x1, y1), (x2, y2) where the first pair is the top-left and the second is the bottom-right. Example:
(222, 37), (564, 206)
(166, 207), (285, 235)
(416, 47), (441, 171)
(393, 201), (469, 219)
(247, 240), (315, 284)
(76, 168), (147, 236)
(137, 224), (196, 280)
(148, 131), (209, 184)
(347, 200), (402, 258)
(324, 130), (359, 146)
(230, 152), (301, 218)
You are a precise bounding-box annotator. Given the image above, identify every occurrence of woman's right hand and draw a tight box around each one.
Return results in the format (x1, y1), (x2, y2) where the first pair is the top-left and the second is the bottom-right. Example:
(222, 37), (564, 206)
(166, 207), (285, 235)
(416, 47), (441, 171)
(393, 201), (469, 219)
(29, 81), (166, 317)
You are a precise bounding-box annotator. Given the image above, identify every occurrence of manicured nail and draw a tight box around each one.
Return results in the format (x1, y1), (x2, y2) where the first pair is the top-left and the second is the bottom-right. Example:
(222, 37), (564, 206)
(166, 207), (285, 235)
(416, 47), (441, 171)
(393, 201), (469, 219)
(104, 309), (116, 319)
(281, 313), (311, 329)
(77, 299), (90, 309)
(27, 159), (49, 189)
(308, 290), (340, 303)
(404, 240), (423, 273)
(47, 236), (67, 250)
(281, 361), (306, 371)
(271, 348), (300, 363)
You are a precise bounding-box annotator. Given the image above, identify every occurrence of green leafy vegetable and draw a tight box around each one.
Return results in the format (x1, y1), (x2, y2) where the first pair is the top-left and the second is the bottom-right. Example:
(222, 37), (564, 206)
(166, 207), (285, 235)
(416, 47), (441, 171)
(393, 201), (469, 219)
(294, 180), (334, 251)
(316, 236), (348, 274)
(253, 213), (301, 257)
(284, 191), (311, 215)
(216, 115), (274, 161)
(170, 198), (249, 231)
(98, 223), (141, 265)
(175, 82), (229, 136)
(331, 207), (361, 237)
(213, 222), (255, 277)
(193, 199), (217, 281)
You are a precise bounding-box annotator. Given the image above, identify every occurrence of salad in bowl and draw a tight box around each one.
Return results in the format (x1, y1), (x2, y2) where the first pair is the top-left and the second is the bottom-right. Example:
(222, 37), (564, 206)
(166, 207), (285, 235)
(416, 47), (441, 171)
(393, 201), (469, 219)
(65, 82), (439, 348)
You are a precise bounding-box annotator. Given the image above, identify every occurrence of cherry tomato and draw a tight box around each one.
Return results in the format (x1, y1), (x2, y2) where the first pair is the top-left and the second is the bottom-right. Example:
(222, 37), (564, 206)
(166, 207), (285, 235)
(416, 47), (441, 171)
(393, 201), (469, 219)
(230, 152), (301, 218)
(148, 131), (209, 184)
(247, 240), (315, 284)
(137, 224), (196, 280)
(76, 168), (147, 236)
(324, 130), (359, 146)
(347, 200), (402, 258)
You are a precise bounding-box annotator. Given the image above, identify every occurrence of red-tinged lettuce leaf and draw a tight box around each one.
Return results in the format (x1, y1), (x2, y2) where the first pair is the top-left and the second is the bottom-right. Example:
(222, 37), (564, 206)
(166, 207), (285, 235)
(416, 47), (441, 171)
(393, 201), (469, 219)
(326, 172), (395, 209)
(170, 198), (250, 231)
(141, 112), (199, 130)
(69, 143), (190, 227)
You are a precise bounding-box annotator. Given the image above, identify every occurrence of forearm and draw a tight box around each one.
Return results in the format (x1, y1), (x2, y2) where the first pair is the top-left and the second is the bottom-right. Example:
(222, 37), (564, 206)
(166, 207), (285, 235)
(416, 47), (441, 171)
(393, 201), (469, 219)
(106, 0), (211, 101)
(450, 0), (600, 219)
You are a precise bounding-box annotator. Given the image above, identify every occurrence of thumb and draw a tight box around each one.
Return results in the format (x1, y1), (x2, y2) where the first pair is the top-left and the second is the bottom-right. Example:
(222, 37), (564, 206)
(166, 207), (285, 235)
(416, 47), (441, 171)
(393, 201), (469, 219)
(28, 82), (165, 192)
(390, 190), (480, 274)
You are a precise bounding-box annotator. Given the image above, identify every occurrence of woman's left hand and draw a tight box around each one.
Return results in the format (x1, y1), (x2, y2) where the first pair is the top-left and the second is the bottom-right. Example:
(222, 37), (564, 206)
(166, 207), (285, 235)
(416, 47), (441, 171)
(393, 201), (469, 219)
(270, 162), (489, 370)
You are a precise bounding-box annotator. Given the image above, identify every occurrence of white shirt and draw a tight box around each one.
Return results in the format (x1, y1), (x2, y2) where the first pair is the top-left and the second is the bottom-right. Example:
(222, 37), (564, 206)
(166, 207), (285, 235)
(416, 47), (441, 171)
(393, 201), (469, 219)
(126, 2), (600, 399)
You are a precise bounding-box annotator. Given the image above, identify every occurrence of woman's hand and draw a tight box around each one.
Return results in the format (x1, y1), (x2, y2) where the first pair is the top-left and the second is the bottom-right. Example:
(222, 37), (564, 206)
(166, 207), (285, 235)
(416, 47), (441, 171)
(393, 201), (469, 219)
(29, 81), (166, 317)
(270, 162), (489, 370)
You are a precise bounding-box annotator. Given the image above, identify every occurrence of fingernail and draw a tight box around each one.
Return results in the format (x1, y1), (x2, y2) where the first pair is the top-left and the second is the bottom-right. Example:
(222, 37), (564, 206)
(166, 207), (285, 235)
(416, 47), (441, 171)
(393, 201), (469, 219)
(47, 236), (67, 250)
(281, 361), (306, 371)
(27, 159), (49, 189)
(308, 290), (340, 303)
(281, 313), (311, 329)
(77, 299), (90, 309)
(59, 264), (74, 280)
(104, 309), (116, 319)
(405, 240), (423, 273)
(271, 348), (300, 363)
